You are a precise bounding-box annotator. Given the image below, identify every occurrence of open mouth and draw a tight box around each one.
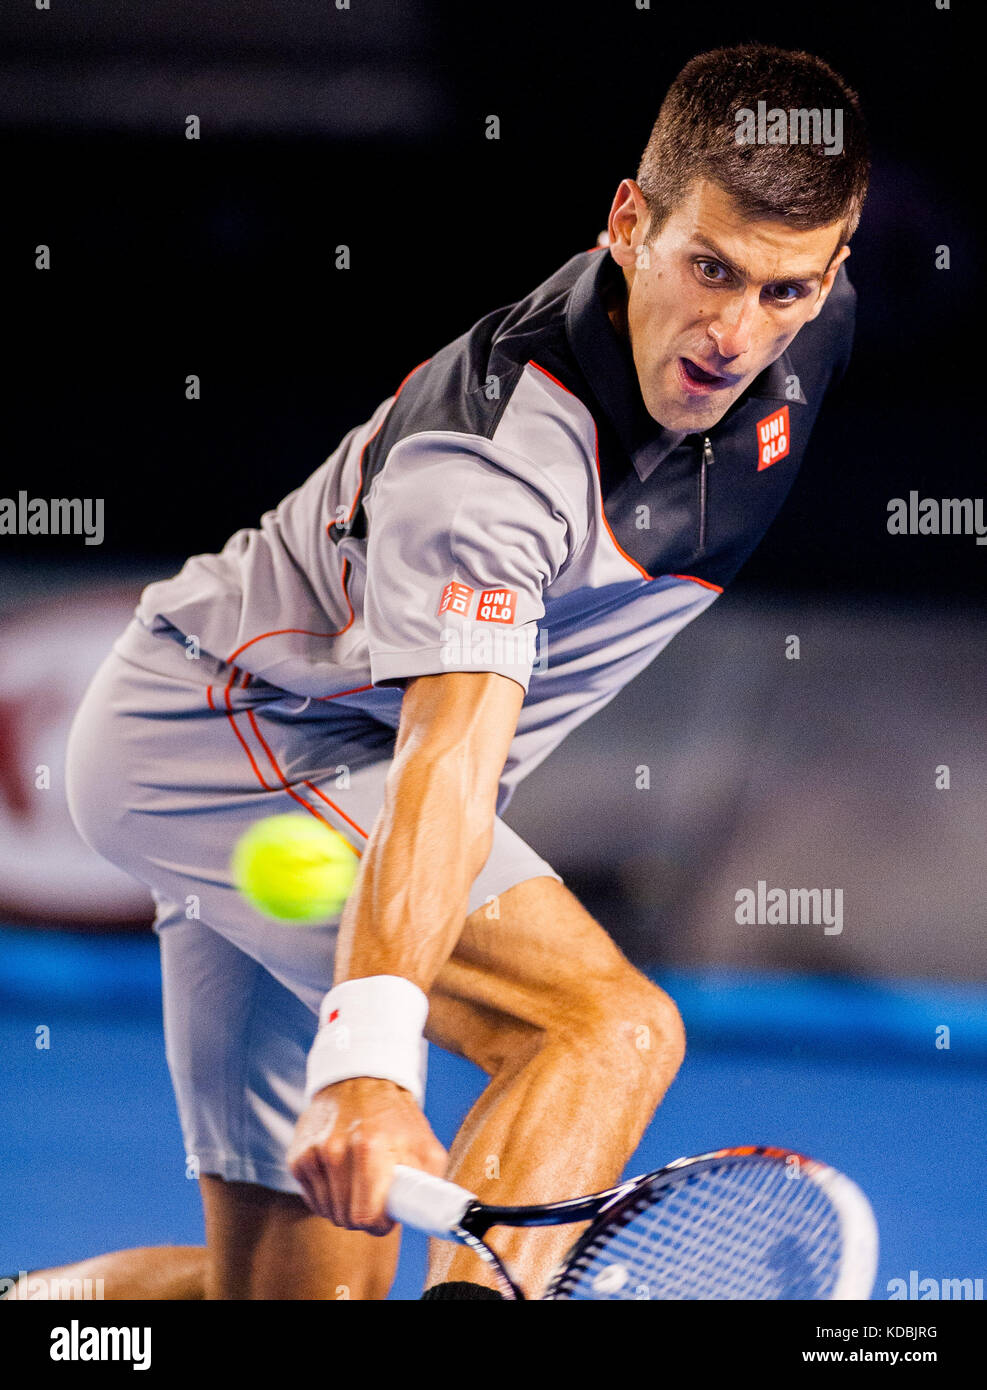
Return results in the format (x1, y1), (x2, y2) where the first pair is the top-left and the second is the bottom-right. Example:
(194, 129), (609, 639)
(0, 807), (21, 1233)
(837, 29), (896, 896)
(678, 357), (732, 394)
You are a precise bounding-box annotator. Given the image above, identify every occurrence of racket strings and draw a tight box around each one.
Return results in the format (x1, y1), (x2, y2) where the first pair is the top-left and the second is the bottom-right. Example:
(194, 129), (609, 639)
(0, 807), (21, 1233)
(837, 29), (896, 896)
(554, 1158), (843, 1300)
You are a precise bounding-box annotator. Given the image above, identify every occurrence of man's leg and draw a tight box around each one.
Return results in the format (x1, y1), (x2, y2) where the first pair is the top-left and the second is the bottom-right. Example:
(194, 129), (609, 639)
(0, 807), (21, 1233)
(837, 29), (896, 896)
(2, 1213), (398, 1303)
(199, 1177), (399, 1300)
(4, 1248), (206, 1300)
(425, 875), (685, 1297)
(156, 913), (402, 1301)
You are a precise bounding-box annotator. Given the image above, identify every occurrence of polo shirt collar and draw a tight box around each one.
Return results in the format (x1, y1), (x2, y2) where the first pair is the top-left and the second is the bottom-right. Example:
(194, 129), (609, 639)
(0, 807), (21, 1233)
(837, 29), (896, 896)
(566, 248), (656, 456)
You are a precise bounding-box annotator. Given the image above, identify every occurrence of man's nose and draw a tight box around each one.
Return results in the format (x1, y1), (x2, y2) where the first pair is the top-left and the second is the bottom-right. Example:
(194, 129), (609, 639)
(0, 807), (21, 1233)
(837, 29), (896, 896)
(707, 291), (759, 360)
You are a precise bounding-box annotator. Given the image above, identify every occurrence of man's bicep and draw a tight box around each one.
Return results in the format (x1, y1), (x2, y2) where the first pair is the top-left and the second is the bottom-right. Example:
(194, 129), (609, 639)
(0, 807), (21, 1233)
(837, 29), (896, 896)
(394, 670), (525, 804)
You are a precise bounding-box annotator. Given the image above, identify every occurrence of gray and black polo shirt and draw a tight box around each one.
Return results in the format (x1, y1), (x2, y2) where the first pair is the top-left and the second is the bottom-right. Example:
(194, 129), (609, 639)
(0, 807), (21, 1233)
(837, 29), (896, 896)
(138, 245), (855, 807)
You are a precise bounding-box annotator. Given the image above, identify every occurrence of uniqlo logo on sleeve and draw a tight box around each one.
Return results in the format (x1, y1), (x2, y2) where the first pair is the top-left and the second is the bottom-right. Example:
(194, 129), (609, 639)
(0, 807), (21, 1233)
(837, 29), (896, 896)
(476, 588), (517, 624)
(437, 581), (474, 617)
(756, 406), (790, 471)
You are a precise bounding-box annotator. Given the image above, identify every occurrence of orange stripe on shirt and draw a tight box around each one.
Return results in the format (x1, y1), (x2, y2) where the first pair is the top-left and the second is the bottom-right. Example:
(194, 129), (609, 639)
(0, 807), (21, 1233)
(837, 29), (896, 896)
(303, 782), (367, 850)
(527, 360), (653, 581)
(222, 673), (272, 791)
(316, 684), (374, 702)
(670, 573), (724, 594)
(225, 558), (356, 667)
(332, 357), (432, 536)
(211, 664), (368, 839)
(244, 709), (331, 826)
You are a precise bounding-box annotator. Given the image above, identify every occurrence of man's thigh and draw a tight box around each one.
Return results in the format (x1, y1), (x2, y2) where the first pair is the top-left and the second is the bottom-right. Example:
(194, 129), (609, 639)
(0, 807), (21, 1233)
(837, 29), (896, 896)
(427, 874), (660, 1072)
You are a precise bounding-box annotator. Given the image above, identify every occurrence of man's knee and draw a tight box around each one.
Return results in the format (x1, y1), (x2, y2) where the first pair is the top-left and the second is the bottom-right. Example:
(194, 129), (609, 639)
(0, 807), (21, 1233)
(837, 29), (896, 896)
(556, 974), (686, 1090)
(435, 876), (685, 1089)
(462, 968), (686, 1098)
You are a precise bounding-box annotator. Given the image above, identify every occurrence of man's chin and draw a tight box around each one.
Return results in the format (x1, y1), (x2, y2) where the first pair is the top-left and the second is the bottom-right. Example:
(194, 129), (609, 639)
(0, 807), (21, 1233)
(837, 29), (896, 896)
(646, 367), (753, 431)
(646, 394), (734, 433)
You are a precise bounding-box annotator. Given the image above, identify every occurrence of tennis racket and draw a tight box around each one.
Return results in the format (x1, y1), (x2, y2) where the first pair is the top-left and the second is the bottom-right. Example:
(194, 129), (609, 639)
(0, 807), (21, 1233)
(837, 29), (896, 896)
(387, 1145), (878, 1300)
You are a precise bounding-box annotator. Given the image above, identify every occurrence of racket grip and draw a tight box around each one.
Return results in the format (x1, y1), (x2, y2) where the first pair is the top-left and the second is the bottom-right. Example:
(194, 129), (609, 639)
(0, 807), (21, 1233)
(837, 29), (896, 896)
(386, 1165), (477, 1237)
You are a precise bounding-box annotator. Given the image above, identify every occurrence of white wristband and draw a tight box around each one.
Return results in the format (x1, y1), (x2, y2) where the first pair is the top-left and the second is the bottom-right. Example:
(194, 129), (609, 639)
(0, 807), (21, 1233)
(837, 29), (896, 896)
(304, 975), (429, 1107)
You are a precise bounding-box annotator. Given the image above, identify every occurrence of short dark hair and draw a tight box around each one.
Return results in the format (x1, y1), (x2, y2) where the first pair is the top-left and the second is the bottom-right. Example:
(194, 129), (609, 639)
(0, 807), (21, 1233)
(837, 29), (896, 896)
(637, 44), (870, 248)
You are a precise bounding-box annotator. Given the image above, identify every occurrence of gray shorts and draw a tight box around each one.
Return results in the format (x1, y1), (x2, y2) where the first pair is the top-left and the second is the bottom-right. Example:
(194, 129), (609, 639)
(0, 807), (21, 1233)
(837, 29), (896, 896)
(65, 618), (561, 1194)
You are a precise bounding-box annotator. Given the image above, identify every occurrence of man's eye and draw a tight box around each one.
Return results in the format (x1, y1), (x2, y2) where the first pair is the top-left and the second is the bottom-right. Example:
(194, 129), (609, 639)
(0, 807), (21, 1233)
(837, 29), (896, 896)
(697, 260), (729, 283)
(768, 283), (804, 303)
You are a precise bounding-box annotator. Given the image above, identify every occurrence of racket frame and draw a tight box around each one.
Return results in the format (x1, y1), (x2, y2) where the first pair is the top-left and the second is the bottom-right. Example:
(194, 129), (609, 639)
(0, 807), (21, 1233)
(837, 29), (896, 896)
(420, 1146), (877, 1301)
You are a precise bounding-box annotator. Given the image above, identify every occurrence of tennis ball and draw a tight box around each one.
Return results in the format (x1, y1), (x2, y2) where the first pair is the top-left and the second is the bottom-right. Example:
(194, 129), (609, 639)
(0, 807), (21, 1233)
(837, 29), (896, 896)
(231, 813), (359, 925)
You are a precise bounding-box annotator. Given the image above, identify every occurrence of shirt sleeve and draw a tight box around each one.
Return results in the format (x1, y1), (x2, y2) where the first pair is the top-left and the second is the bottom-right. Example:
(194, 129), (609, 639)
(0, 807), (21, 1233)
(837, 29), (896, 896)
(362, 431), (574, 694)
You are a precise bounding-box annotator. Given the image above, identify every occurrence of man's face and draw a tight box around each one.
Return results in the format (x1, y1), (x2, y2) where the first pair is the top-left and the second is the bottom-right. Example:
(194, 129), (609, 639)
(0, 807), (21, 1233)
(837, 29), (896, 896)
(607, 177), (850, 433)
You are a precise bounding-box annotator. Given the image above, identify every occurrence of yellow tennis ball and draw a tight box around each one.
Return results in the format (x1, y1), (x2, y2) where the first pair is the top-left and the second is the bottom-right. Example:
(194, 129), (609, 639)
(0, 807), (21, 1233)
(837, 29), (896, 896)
(231, 814), (359, 924)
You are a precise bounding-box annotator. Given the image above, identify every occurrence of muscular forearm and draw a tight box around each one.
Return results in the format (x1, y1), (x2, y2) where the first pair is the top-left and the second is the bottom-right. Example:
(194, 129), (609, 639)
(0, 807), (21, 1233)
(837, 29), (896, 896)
(291, 673), (523, 1230)
(332, 744), (495, 992)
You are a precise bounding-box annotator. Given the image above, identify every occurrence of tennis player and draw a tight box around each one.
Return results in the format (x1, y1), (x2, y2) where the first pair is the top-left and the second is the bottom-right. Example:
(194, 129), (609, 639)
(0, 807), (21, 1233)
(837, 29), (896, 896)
(59, 44), (869, 1300)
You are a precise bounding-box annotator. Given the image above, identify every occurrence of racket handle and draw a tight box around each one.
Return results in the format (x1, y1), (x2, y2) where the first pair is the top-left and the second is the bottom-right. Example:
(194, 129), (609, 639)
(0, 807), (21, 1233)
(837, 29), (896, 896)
(386, 1165), (477, 1237)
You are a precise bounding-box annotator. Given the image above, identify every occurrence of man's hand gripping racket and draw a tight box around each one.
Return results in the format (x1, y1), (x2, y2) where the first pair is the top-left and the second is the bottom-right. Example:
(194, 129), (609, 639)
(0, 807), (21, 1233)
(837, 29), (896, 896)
(387, 1145), (879, 1300)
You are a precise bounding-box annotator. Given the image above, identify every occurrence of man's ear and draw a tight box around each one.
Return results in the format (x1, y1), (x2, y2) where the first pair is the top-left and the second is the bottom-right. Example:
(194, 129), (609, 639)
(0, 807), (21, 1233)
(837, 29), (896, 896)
(607, 179), (651, 269)
(806, 243), (851, 321)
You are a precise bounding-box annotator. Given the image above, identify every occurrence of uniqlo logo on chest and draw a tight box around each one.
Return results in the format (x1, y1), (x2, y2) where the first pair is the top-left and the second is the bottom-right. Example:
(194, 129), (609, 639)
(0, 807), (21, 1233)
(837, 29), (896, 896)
(437, 581), (473, 617)
(756, 406), (790, 471)
(477, 588), (516, 624)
